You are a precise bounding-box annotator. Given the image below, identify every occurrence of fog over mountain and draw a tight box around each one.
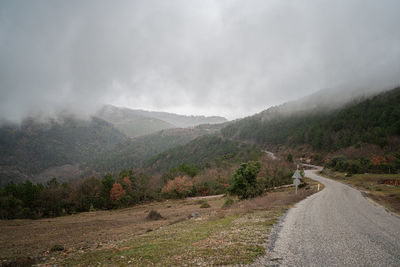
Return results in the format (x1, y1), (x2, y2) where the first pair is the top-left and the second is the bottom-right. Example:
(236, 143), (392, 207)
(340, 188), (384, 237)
(0, 0), (399, 121)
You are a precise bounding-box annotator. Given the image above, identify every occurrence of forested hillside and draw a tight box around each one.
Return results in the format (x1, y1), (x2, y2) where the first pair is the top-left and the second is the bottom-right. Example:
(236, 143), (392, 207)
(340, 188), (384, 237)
(96, 105), (228, 137)
(0, 117), (127, 185)
(127, 109), (228, 128)
(96, 105), (176, 137)
(144, 135), (262, 173)
(222, 87), (400, 150)
(82, 126), (219, 175)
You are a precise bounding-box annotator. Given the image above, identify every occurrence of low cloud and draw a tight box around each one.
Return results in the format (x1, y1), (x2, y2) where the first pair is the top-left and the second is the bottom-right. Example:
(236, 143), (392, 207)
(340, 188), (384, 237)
(0, 0), (399, 121)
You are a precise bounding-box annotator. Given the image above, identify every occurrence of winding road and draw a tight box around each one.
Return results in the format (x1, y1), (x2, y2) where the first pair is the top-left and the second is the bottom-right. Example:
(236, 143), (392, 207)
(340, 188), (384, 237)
(253, 167), (400, 266)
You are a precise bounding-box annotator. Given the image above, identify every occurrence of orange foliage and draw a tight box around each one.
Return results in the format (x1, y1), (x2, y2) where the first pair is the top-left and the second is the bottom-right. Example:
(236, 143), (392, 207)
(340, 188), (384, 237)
(122, 177), (132, 189)
(371, 156), (387, 166)
(110, 183), (126, 202)
(162, 176), (193, 195)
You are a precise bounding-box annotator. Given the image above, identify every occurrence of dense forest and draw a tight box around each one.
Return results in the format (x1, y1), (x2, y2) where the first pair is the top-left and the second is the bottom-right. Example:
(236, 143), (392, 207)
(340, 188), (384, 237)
(0, 117), (127, 185)
(222, 87), (400, 150)
(144, 135), (263, 173)
(82, 127), (218, 175)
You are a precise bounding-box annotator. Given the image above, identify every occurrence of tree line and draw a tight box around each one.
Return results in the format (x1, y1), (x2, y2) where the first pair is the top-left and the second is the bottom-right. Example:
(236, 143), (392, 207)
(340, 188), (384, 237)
(0, 155), (296, 219)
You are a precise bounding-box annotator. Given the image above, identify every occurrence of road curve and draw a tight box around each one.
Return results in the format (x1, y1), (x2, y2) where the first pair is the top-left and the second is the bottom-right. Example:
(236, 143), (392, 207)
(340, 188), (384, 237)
(254, 168), (400, 266)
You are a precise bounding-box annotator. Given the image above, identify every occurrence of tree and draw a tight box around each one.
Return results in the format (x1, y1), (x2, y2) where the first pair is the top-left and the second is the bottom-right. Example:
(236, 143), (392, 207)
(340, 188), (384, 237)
(287, 153), (293, 162)
(110, 183), (126, 203)
(162, 176), (193, 198)
(228, 161), (262, 199)
(101, 173), (115, 207)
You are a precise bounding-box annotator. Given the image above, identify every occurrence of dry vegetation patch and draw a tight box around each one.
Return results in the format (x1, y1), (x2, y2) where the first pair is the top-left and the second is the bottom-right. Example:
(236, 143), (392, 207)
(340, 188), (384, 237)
(0, 181), (320, 266)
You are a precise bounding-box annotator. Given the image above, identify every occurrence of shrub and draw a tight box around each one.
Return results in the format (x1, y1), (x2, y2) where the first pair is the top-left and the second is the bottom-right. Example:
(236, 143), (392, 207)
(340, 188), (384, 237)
(228, 161), (262, 199)
(222, 196), (234, 208)
(200, 202), (211, 208)
(146, 210), (164, 221)
(50, 244), (64, 252)
(162, 176), (193, 198)
(110, 183), (126, 203)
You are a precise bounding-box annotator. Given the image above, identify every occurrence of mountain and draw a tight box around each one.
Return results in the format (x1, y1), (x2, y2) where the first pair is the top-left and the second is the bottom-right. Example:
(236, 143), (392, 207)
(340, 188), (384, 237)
(0, 116), (127, 185)
(96, 105), (228, 137)
(129, 109), (228, 128)
(82, 124), (225, 175)
(222, 86), (400, 151)
(95, 105), (176, 137)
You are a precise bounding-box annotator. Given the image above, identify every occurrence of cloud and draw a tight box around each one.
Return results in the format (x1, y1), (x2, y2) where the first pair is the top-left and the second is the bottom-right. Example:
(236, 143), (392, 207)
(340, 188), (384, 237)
(0, 0), (399, 121)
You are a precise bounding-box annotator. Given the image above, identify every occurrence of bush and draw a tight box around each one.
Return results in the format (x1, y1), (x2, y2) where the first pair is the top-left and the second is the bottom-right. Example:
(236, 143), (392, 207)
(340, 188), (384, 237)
(161, 176), (193, 198)
(146, 210), (164, 221)
(228, 161), (262, 199)
(200, 202), (211, 208)
(50, 244), (64, 252)
(222, 196), (234, 208)
(287, 154), (293, 162)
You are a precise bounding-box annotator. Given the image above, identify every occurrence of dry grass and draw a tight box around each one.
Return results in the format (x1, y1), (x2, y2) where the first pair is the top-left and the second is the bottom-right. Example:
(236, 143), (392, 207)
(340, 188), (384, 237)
(0, 180), (320, 266)
(0, 196), (226, 262)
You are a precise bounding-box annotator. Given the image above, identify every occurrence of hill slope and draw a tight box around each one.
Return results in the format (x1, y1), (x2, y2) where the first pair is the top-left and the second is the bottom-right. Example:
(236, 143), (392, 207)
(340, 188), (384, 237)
(144, 135), (262, 174)
(95, 105), (176, 137)
(82, 125), (222, 175)
(131, 109), (228, 128)
(222, 87), (400, 150)
(0, 116), (127, 185)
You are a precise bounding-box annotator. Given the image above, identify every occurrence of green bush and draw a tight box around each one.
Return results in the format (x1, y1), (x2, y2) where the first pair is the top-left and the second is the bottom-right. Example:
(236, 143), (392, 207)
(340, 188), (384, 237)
(222, 196), (234, 208)
(228, 161), (262, 199)
(200, 202), (211, 208)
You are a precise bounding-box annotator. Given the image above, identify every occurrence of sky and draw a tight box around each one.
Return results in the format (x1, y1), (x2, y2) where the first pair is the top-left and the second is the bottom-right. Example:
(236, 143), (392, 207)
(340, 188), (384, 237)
(0, 0), (399, 121)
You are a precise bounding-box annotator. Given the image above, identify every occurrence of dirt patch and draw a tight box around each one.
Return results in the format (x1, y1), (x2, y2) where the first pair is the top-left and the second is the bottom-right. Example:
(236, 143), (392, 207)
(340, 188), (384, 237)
(0, 197), (225, 262)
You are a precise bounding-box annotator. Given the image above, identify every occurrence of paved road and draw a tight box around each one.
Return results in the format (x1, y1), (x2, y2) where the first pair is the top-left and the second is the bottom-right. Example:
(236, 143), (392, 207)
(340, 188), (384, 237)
(253, 167), (400, 266)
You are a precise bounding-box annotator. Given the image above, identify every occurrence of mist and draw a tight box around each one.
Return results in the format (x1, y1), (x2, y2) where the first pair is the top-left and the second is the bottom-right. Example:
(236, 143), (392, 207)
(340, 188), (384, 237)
(0, 0), (399, 122)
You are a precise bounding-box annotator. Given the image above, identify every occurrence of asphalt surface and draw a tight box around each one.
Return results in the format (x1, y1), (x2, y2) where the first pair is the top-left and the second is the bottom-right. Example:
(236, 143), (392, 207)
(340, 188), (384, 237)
(251, 168), (400, 266)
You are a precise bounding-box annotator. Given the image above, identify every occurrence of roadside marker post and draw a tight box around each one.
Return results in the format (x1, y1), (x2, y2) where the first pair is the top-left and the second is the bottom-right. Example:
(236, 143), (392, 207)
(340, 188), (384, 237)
(292, 169), (302, 194)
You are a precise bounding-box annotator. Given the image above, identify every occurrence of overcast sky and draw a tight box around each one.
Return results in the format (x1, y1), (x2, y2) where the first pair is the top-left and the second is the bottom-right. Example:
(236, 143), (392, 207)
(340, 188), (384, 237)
(0, 0), (399, 121)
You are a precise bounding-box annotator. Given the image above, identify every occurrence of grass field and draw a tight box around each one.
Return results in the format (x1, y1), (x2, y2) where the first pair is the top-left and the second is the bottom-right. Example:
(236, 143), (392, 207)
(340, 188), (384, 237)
(321, 169), (400, 214)
(0, 179), (319, 266)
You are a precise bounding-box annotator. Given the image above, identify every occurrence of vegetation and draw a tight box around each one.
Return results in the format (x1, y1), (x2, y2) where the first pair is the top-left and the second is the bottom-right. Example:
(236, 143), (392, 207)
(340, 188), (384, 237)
(223, 196), (234, 208)
(95, 105), (176, 137)
(0, 113), (224, 186)
(116, 106), (228, 128)
(57, 184), (319, 267)
(83, 128), (211, 175)
(0, 116), (127, 186)
(0, 169), (154, 219)
(326, 154), (400, 174)
(200, 201), (211, 208)
(146, 210), (164, 221)
(0, 150), (295, 219)
(228, 161), (262, 199)
(145, 135), (263, 173)
(222, 87), (400, 150)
